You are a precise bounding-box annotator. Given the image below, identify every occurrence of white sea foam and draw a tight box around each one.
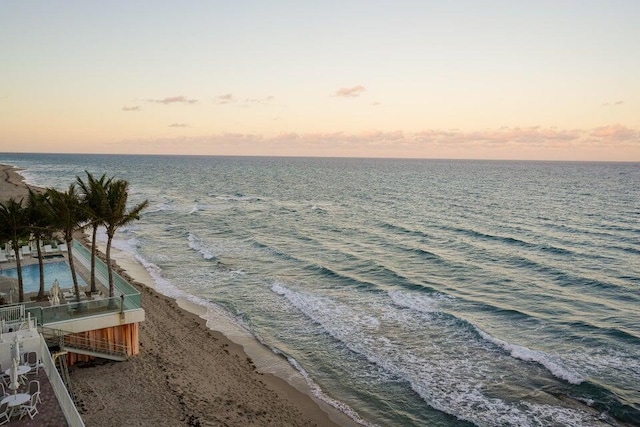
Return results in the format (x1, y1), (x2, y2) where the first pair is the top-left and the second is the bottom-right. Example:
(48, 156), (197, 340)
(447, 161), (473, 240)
(389, 290), (584, 386)
(388, 289), (453, 313)
(474, 327), (584, 385)
(214, 194), (258, 202)
(186, 233), (215, 260)
(271, 282), (600, 426)
(286, 356), (377, 427)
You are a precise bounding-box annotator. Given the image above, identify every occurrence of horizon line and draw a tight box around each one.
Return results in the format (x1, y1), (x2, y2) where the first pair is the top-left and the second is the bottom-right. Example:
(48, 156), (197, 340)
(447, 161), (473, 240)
(1, 151), (639, 164)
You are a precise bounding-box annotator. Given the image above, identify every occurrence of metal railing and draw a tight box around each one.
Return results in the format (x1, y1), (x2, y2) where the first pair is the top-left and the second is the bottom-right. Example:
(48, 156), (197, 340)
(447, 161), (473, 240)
(41, 327), (129, 360)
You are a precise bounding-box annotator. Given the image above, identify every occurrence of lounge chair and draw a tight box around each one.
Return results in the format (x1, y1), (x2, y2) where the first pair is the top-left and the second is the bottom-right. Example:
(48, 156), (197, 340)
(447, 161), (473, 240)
(59, 243), (68, 252)
(0, 252), (7, 263)
(43, 244), (53, 255)
(20, 246), (31, 257)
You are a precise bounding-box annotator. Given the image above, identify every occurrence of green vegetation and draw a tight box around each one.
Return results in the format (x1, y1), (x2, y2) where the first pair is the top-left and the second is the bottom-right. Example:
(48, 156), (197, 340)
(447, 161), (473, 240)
(0, 173), (148, 303)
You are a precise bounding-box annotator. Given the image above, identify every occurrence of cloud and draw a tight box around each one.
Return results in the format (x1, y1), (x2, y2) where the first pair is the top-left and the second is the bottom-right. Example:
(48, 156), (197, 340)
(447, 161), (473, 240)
(602, 100), (625, 107)
(217, 93), (234, 104)
(169, 123), (189, 128)
(148, 96), (197, 104)
(118, 125), (639, 160)
(122, 106), (141, 111)
(244, 96), (275, 105)
(590, 124), (638, 140)
(334, 85), (366, 98)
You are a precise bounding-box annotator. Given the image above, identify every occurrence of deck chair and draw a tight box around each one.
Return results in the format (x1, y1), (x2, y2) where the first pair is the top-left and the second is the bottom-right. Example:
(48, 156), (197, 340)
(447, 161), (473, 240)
(0, 252), (7, 263)
(0, 383), (8, 398)
(19, 391), (39, 420)
(20, 245), (31, 257)
(0, 401), (9, 425)
(59, 243), (68, 252)
(28, 380), (42, 404)
(0, 364), (9, 387)
(24, 352), (39, 375)
(43, 244), (53, 255)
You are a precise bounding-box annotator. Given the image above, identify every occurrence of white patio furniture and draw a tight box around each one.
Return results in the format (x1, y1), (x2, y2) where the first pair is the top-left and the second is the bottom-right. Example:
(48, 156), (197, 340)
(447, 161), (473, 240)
(0, 393), (30, 419)
(0, 401), (10, 425)
(18, 391), (39, 420)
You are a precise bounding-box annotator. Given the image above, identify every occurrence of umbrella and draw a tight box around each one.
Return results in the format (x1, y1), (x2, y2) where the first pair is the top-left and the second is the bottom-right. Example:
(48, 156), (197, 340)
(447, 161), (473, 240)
(12, 335), (21, 362)
(50, 279), (60, 305)
(8, 357), (20, 393)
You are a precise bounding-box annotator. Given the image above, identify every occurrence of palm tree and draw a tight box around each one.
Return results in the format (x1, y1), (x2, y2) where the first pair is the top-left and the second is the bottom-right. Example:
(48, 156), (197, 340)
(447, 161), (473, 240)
(46, 185), (87, 303)
(0, 198), (30, 302)
(76, 172), (112, 293)
(102, 179), (148, 297)
(26, 189), (54, 300)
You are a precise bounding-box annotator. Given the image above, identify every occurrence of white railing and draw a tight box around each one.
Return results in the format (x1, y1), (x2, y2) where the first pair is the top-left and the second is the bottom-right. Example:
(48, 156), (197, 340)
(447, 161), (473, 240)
(0, 306), (36, 336)
(39, 335), (85, 427)
(0, 304), (24, 324)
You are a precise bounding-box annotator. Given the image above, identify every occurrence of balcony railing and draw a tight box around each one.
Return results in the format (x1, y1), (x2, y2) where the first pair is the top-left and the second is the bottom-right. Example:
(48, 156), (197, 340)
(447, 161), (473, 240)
(22, 239), (142, 326)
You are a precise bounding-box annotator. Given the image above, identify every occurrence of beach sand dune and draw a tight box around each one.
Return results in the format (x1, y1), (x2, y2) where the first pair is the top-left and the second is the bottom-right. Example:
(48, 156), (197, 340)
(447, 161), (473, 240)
(0, 164), (340, 427)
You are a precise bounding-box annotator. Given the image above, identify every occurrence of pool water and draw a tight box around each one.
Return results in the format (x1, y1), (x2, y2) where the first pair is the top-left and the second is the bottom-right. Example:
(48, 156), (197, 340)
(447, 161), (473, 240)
(0, 261), (87, 293)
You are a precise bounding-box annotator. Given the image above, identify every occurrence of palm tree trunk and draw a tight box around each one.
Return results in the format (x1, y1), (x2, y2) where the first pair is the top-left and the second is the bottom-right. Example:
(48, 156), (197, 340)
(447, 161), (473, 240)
(67, 238), (81, 303)
(106, 234), (114, 298)
(36, 236), (45, 300)
(90, 224), (98, 293)
(12, 241), (24, 303)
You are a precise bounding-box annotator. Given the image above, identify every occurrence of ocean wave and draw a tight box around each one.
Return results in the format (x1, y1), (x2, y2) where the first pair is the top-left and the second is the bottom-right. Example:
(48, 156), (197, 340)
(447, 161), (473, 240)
(285, 356), (376, 427)
(212, 193), (261, 202)
(389, 288), (584, 385)
(187, 233), (216, 260)
(271, 283), (601, 426)
(388, 289), (453, 313)
(474, 327), (583, 384)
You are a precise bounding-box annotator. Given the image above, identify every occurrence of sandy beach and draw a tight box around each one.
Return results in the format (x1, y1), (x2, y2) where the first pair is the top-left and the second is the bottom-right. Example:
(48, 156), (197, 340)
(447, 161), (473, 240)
(0, 164), (343, 427)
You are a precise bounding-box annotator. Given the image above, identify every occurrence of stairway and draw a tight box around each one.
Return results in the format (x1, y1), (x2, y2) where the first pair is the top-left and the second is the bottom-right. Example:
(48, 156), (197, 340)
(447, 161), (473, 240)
(41, 327), (129, 362)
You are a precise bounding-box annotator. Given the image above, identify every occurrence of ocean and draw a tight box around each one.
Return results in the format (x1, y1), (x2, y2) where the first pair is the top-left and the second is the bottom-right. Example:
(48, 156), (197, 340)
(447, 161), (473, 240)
(1, 153), (638, 426)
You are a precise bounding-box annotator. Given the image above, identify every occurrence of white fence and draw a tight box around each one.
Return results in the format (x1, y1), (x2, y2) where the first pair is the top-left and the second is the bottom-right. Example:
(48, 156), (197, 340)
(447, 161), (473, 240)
(39, 335), (85, 427)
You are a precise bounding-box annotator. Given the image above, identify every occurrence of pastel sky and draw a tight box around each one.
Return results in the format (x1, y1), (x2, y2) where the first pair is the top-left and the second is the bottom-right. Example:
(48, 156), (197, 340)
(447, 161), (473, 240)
(1, 1), (639, 161)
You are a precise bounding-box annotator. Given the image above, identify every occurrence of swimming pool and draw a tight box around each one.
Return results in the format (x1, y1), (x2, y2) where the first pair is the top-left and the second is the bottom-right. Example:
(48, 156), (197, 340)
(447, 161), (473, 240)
(0, 261), (87, 293)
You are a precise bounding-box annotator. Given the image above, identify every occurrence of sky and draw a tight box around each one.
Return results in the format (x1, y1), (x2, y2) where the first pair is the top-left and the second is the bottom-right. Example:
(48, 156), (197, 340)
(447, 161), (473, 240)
(1, 1), (639, 161)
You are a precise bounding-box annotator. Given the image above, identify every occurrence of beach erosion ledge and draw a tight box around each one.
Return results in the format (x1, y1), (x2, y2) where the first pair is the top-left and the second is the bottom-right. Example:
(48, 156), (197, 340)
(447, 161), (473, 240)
(0, 163), (347, 427)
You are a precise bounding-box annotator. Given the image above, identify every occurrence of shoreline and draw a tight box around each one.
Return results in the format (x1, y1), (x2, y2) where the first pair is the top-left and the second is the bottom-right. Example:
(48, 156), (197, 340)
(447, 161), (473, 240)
(0, 163), (355, 427)
(95, 236), (360, 427)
